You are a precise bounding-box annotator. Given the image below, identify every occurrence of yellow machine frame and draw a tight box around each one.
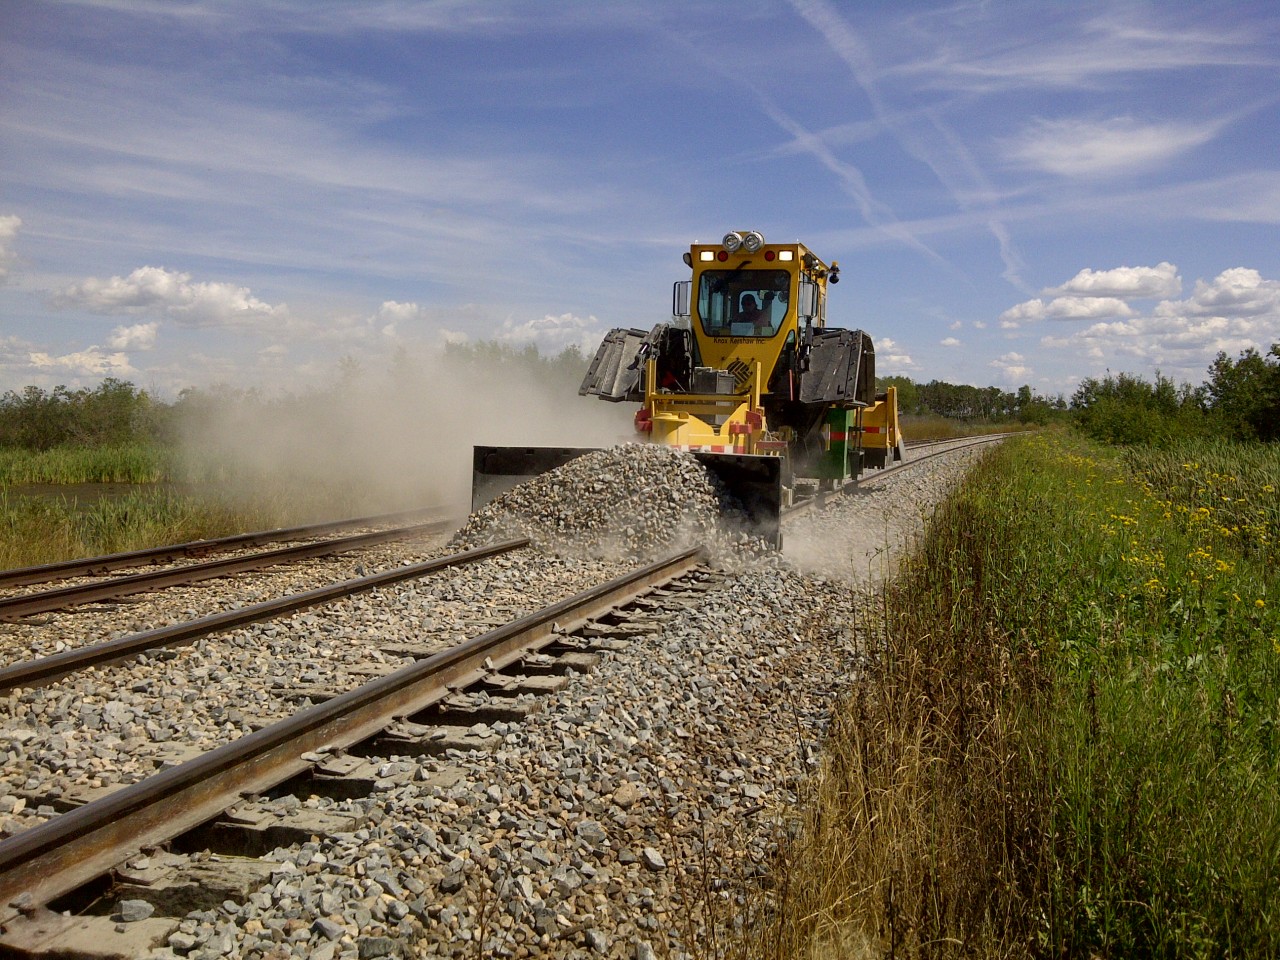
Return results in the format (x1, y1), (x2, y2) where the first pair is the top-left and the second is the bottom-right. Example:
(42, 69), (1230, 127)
(640, 236), (834, 455)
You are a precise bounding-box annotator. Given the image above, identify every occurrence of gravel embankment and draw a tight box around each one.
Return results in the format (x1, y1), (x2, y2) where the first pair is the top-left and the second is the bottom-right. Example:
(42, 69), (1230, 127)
(0, 442), (989, 959)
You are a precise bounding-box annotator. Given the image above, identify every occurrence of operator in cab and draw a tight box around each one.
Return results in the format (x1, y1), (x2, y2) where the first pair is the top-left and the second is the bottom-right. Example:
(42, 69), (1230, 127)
(739, 294), (775, 335)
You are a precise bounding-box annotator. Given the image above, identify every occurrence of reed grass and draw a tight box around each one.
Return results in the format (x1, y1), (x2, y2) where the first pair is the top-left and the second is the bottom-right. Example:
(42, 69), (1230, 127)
(0, 488), (282, 569)
(0, 474), (382, 570)
(734, 432), (1280, 958)
(0, 443), (172, 484)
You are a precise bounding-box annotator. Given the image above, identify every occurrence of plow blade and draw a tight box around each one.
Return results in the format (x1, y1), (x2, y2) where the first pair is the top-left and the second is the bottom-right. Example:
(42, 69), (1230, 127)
(471, 446), (595, 513)
(471, 446), (783, 548)
(578, 327), (649, 401)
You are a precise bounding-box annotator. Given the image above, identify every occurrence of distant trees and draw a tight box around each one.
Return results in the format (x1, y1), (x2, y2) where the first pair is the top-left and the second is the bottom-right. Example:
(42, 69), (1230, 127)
(442, 339), (589, 396)
(0, 379), (168, 450)
(882, 375), (1065, 427)
(1204, 345), (1280, 442)
(1068, 343), (1280, 447)
(5, 341), (1275, 453)
(0, 344), (597, 452)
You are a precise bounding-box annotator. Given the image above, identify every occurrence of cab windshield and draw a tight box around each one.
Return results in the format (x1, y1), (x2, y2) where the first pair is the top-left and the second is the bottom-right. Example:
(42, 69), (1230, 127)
(697, 269), (790, 337)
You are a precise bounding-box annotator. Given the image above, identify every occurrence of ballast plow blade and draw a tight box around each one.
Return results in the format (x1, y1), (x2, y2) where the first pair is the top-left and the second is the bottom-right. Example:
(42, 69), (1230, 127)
(578, 327), (649, 402)
(470, 446), (783, 548)
(471, 446), (595, 514)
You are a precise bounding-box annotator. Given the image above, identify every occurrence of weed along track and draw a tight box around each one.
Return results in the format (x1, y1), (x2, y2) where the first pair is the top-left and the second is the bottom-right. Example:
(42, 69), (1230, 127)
(0, 443), (990, 957)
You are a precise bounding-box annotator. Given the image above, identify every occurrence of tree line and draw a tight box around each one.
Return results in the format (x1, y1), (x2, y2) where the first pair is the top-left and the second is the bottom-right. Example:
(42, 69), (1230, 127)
(2, 342), (1275, 451)
(1070, 344), (1280, 445)
(0, 342), (591, 451)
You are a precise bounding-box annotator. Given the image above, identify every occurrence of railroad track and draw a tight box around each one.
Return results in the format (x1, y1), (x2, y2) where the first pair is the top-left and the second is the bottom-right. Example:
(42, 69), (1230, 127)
(0, 517), (453, 622)
(857, 433), (1011, 487)
(782, 432), (1009, 519)
(0, 509), (447, 590)
(0, 539), (527, 693)
(0, 444), (997, 955)
(0, 547), (709, 953)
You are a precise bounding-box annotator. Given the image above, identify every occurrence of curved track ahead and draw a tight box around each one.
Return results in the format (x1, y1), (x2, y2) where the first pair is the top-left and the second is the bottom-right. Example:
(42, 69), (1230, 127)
(783, 432), (1010, 519)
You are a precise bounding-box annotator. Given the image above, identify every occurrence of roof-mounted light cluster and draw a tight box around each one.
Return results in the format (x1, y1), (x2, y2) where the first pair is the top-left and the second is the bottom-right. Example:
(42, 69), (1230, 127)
(722, 230), (764, 253)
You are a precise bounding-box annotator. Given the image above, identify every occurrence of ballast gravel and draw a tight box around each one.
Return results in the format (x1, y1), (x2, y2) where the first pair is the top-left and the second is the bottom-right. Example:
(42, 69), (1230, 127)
(0, 441), (994, 959)
(451, 445), (755, 560)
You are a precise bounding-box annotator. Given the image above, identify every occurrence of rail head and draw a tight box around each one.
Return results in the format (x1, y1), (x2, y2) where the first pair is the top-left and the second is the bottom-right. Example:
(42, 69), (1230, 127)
(0, 545), (706, 924)
(0, 538), (530, 693)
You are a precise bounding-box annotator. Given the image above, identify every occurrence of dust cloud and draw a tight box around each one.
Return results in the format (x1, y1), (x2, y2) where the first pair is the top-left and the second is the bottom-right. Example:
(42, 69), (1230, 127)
(175, 348), (635, 522)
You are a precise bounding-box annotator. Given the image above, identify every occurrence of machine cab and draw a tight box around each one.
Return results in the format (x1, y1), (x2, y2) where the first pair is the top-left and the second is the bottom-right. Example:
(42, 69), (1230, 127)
(681, 230), (838, 379)
(697, 269), (791, 338)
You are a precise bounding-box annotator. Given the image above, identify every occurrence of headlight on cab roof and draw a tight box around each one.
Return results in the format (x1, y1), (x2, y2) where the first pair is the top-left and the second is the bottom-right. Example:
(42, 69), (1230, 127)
(722, 232), (743, 252)
(742, 230), (765, 252)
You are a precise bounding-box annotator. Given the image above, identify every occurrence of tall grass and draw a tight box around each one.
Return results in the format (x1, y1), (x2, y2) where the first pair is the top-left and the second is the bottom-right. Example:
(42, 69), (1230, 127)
(741, 432), (1280, 958)
(0, 489), (295, 569)
(0, 438), (416, 569)
(0, 443), (172, 484)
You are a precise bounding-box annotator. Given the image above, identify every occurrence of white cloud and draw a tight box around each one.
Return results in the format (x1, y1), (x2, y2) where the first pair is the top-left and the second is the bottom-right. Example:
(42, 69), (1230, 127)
(1006, 117), (1220, 177)
(949, 320), (962, 330)
(374, 300), (421, 321)
(1046, 262), (1181, 299)
(876, 337), (915, 370)
(1003, 263), (1183, 329)
(999, 293), (1135, 328)
(990, 351), (1031, 381)
(1044, 297), (1135, 320)
(108, 321), (159, 350)
(29, 347), (134, 377)
(0, 214), (20, 280)
(898, 9), (1269, 93)
(369, 300), (424, 338)
(1164, 267), (1280, 318)
(496, 312), (606, 356)
(998, 298), (1045, 328)
(55, 266), (286, 328)
(1035, 266), (1280, 378)
(940, 336), (961, 347)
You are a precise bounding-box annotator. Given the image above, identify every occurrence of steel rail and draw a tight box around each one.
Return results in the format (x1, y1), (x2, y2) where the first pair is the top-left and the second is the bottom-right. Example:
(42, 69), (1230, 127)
(781, 434), (1008, 520)
(0, 508), (448, 589)
(852, 433), (1007, 490)
(0, 538), (530, 693)
(0, 545), (704, 924)
(0, 520), (453, 622)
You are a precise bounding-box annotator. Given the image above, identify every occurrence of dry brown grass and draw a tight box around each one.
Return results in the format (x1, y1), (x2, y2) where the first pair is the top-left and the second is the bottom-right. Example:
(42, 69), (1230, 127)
(708, 491), (1048, 959)
(901, 415), (1033, 442)
(748, 621), (1039, 957)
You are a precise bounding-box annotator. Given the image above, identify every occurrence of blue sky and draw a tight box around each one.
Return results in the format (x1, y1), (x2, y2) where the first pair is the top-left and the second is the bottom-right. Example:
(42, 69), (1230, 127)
(2, 0), (1278, 400)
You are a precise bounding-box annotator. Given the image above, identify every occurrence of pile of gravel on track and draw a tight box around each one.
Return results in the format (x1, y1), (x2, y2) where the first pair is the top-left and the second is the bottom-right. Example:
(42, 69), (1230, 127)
(451, 445), (756, 561)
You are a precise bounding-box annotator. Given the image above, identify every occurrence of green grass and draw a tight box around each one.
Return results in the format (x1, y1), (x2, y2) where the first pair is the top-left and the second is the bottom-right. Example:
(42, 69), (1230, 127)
(747, 432), (1280, 958)
(0, 488), (293, 569)
(0, 440), (416, 569)
(0, 442), (172, 484)
(1017, 435), (1280, 956)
